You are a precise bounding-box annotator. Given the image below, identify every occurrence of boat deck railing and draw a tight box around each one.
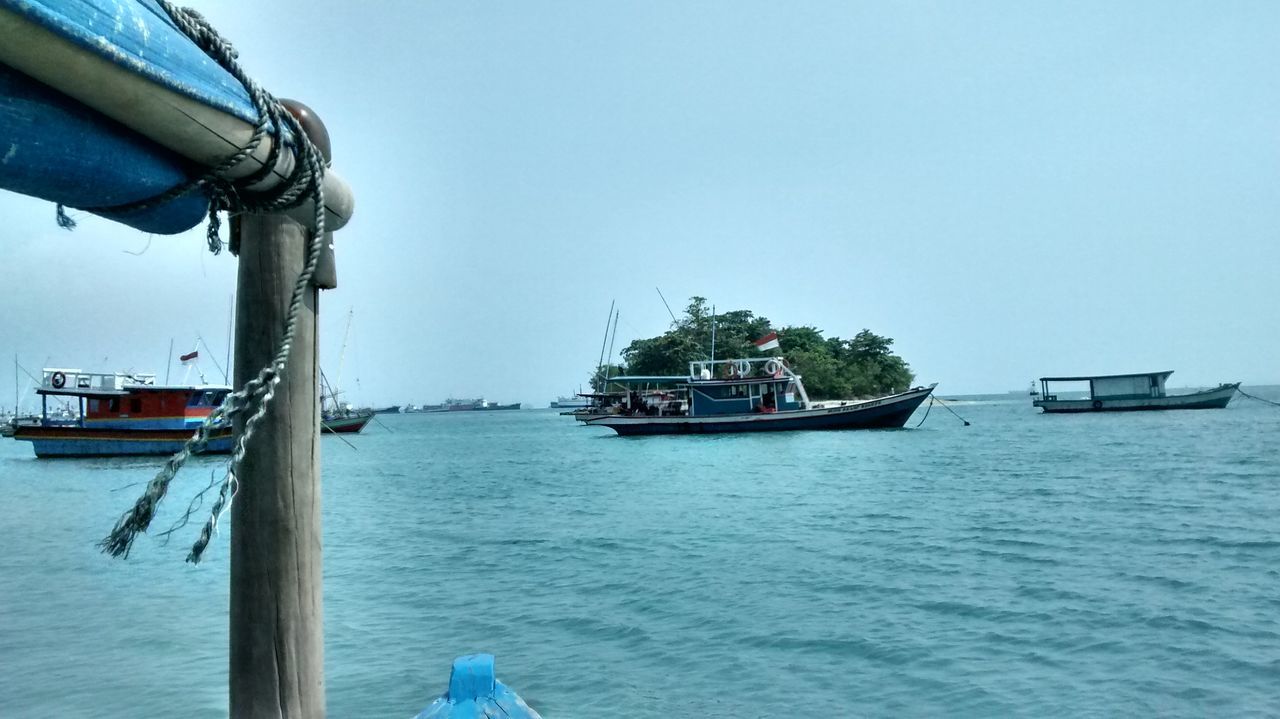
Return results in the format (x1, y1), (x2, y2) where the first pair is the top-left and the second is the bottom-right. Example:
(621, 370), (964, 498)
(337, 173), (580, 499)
(41, 368), (157, 392)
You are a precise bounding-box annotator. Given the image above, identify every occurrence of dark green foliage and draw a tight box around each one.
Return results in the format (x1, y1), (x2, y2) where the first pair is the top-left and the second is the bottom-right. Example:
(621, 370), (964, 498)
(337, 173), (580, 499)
(604, 297), (915, 399)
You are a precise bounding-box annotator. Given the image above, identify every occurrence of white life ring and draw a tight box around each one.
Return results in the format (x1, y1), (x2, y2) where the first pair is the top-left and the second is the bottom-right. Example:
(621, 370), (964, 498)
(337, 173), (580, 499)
(50, 371), (66, 389)
(764, 359), (783, 376)
(735, 360), (751, 376)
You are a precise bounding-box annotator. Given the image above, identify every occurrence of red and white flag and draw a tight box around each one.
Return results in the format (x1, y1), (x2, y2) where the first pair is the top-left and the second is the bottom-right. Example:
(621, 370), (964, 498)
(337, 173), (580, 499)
(753, 332), (780, 352)
(179, 350), (199, 363)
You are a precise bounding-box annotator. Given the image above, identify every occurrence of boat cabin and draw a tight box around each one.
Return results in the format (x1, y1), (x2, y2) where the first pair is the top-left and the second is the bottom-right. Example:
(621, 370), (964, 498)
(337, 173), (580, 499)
(1036, 371), (1172, 402)
(603, 357), (810, 417)
(35, 368), (230, 430)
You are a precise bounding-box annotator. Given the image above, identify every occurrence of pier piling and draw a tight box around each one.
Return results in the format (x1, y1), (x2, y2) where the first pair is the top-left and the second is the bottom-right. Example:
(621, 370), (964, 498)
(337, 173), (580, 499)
(230, 213), (325, 718)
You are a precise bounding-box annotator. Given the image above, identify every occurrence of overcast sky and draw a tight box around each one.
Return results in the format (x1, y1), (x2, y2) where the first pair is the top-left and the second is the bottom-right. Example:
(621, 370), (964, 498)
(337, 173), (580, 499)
(2, 0), (1278, 408)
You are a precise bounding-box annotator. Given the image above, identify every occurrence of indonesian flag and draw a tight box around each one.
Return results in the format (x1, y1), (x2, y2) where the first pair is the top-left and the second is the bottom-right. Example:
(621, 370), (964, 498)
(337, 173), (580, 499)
(180, 350), (199, 363)
(753, 331), (780, 352)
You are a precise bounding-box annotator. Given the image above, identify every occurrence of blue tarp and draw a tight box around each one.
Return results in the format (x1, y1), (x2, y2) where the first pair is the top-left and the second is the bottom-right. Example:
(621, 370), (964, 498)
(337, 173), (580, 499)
(0, 0), (263, 233)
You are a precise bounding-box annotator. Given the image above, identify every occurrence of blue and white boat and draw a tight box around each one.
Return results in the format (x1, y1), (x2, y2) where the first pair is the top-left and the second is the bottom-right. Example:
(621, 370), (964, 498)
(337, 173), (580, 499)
(587, 357), (934, 435)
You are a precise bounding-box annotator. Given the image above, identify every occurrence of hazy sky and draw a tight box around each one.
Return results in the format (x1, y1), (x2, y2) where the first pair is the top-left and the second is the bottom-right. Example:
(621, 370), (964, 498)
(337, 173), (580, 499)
(3, 1), (1278, 408)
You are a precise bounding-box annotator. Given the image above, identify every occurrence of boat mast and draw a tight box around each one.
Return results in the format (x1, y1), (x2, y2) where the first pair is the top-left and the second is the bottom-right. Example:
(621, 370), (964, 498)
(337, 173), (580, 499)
(224, 294), (234, 385)
(595, 299), (614, 390)
(604, 309), (620, 388)
(333, 307), (354, 397)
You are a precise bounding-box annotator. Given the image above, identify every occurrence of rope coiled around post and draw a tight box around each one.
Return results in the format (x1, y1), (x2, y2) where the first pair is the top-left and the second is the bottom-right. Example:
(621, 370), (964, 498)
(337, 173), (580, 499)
(99, 2), (328, 563)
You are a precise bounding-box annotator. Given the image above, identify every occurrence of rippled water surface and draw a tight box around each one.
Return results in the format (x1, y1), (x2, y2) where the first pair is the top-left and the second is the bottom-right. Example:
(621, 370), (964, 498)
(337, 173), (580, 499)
(2, 392), (1278, 717)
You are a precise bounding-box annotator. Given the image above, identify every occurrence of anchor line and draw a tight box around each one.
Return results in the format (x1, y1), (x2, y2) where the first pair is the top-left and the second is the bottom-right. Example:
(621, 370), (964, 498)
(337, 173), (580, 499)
(914, 397), (934, 427)
(932, 396), (971, 426)
(1237, 388), (1280, 408)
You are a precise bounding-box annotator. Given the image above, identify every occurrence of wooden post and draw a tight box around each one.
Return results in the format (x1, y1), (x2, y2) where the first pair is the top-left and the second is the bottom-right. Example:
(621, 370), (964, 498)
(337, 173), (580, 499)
(230, 213), (324, 718)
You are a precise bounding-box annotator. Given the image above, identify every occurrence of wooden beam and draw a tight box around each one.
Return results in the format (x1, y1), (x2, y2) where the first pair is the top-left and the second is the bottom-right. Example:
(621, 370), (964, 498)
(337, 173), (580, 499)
(230, 213), (324, 718)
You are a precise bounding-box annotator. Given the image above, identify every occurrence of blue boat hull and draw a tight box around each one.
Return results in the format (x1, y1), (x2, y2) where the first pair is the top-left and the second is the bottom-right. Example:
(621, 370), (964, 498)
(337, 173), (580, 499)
(13, 425), (233, 458)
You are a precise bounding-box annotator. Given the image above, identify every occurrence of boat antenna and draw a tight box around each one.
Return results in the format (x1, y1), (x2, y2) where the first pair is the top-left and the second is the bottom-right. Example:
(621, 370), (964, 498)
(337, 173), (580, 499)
(595, 300), (615, 389)
(164, 338), (174, 385)
(655, 287), (677, 324)
(198, 335), (227, 384)
(709, 304), (716, 362)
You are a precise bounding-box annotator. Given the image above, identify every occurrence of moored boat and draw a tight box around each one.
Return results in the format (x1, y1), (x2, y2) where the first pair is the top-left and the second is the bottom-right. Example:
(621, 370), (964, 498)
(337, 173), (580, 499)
(319, 371), (372, 434)
(12, 368), (232, 457)
(321, 412), (372, 433)
(587, 357), (934, 435)
(1033, 371), (1238, 413)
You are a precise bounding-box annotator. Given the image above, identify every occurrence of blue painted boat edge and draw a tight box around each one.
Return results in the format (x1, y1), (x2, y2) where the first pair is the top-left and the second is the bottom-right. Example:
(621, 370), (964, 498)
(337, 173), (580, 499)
(24, 436), (233, 458)
(13, 425), (233, 457)
(1, 0), (258, 123)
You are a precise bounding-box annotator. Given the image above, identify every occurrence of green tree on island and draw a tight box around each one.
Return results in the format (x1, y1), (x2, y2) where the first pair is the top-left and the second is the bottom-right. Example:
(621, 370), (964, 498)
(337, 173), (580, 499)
(599, 297), (914, 399)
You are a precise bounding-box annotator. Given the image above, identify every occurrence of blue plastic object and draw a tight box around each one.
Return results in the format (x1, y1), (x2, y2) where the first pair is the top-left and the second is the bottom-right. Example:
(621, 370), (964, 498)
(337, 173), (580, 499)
(414, 654), (542, 719)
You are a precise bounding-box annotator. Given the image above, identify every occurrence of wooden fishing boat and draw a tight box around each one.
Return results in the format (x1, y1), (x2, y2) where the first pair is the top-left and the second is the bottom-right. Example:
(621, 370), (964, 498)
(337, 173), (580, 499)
(587, 357), (934, 436)
(1032, 371), (1239, 413)
(12, 368), (231, 458)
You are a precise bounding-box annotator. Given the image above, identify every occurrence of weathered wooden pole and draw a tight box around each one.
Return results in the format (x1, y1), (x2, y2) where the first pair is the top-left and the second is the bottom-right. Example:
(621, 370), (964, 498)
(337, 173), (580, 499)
(228, 100), (339, 719)
(230, 211), (325, 719)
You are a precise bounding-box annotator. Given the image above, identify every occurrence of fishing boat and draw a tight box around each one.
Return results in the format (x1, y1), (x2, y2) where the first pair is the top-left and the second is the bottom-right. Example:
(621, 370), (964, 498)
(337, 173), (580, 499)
(12, 368), (232, 457)
(1033, 371), (1239, 413)
(587, 357), (934, 435)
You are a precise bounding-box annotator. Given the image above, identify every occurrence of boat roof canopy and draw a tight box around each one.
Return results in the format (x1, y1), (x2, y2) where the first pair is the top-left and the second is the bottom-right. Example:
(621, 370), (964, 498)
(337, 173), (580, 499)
(1039, 371), (1174, 382)
(36, 384), (232, 397)
(601, 375), (688, 384)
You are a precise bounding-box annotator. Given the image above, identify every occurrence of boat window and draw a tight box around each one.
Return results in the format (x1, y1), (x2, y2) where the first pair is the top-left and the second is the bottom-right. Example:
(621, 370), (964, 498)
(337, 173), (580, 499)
(130, 398), (142, 413)
(109, 398), (120, 413)
(88, 399), (99, 413)
(186, 392), (201, 407)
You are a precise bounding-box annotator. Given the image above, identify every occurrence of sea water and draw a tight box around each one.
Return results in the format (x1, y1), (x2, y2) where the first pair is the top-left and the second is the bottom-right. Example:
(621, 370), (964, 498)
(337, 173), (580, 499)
(1, 392), (1277, 717)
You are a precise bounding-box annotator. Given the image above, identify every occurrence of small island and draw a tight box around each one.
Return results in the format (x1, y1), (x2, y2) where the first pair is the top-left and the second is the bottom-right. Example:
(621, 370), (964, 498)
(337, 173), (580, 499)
(596, 297), (914, 400)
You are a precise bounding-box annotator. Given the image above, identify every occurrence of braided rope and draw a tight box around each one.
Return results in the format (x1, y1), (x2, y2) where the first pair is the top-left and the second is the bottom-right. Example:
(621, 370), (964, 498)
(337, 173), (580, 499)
(99, 2), (328, 562)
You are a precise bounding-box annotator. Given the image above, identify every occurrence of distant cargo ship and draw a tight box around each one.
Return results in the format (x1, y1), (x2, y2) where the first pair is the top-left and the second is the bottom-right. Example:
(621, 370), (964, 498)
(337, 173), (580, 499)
(419, 398), (521, 412)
